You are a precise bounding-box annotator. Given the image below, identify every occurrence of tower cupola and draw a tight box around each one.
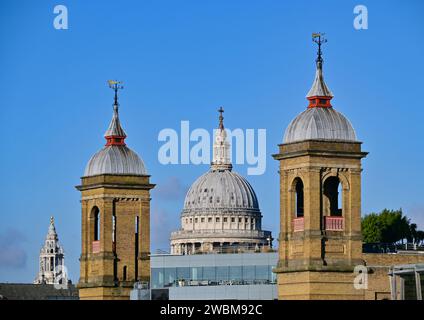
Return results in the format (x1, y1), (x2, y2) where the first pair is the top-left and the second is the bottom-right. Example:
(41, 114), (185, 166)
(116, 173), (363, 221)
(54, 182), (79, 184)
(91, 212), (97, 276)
(104, 80), (127, 146)
(306, 33), (333, 108)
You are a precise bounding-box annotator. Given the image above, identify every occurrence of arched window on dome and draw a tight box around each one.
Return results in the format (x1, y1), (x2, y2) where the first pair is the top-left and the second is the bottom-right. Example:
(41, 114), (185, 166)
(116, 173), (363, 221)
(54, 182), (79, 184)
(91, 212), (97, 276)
(294, 178), (304, 218)
(323, 177), (342, 216)
(92, 206), (100, 241)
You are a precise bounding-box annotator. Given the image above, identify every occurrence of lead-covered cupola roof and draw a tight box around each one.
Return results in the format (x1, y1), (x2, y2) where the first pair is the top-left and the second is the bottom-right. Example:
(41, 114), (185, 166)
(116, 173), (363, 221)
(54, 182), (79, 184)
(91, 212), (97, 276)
(83, 81), (147, 177)
(283, 33), (357, 144)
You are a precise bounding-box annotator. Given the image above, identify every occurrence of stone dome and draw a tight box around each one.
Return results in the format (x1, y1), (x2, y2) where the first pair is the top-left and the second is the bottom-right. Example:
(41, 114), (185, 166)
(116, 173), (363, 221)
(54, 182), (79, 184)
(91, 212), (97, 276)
(182, 169), (260, 215)
(283, 107), (357, 144)
(84, 145), (147, 177)
(170, 109), (272, 255)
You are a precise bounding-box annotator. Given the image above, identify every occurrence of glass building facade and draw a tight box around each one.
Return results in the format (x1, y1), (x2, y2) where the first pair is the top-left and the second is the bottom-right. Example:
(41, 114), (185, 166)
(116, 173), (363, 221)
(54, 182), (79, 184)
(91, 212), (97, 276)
(150, 252), (278, 300)
(152, 264), (276, 288)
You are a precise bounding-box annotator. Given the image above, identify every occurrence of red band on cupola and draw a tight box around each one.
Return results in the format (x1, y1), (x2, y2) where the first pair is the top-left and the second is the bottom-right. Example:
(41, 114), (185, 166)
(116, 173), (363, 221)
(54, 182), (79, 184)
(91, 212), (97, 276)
(105, 136), (126, 146)
(307, 96), (332, 108)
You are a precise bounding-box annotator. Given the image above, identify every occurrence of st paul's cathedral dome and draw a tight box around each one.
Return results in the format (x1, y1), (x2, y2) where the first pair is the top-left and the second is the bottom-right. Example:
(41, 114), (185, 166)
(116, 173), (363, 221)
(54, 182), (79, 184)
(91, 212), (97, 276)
(170, 108), (272, 255)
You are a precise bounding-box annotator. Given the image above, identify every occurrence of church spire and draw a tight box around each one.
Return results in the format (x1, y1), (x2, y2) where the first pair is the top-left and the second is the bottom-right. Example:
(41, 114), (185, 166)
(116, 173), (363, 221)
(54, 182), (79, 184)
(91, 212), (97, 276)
(34, 216), (67, 285)
(306, 33), (333, 108)
(211, 107), (232, 171)
(47, 216), (57, 240)
(104, 80), (127, 146)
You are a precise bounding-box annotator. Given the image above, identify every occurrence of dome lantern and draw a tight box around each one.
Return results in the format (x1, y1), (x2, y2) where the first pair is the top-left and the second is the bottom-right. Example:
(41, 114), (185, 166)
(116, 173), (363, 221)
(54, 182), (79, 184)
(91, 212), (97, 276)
(306, 33), (333, 108)
(211, 107), (232, 171)
(104, 80), (127, 146)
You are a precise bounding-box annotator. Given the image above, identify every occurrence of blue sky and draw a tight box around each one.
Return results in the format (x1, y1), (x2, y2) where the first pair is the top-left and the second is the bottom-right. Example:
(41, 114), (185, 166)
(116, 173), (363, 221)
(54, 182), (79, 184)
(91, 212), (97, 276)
(1, 0), (423, 283)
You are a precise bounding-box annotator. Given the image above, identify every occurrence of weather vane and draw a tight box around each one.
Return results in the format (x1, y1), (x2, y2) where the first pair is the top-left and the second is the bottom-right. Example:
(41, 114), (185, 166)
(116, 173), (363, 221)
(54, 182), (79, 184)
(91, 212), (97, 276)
(312, 32), (327, 63)
(108, 80), (124, 106)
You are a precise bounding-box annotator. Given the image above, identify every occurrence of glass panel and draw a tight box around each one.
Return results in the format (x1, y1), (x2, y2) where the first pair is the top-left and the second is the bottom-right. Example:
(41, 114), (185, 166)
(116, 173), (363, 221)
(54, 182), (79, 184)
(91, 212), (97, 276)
(191, 267), (203, 281)
(203, 267), (216, 282)
(176, 267), (190, 281)
(229, 266), (242, 282)
(151, 268), (164, 289)
(403, 274), (417, 300)
(270, 265), (277, 283)
(256, 265), (269, 282)
(164, 268), (176, 287)
(216, 266), (229, 282)
(242, 265), (255, 282)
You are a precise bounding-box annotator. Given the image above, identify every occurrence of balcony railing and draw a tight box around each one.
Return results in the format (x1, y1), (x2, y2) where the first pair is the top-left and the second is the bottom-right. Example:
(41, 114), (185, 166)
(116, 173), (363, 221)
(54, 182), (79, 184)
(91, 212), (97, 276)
(324, 216), (344, 231)
(92, 240), (100, 253)
(293, 217), (304, 232)
(170, 229), (271, 240)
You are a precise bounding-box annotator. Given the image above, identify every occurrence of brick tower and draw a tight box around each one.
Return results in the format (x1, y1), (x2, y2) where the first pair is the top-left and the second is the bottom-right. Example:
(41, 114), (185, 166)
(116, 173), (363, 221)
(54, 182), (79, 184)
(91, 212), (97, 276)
(273, 34), (367, 299)
(76, 81), (154, 300)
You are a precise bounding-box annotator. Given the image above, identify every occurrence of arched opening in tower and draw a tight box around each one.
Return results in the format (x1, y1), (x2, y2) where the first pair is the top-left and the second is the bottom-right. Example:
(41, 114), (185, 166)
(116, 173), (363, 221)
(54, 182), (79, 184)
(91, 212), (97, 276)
(323, 177), (342, 216)
(294, 178), (304, 217)
(92, 206), (100, 241)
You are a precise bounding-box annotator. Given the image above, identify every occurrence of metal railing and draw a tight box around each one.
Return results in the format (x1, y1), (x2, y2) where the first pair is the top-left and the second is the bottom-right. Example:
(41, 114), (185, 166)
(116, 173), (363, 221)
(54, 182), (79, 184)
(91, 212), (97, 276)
(363, 243), (424, 253)
(170, 279), (277, 288)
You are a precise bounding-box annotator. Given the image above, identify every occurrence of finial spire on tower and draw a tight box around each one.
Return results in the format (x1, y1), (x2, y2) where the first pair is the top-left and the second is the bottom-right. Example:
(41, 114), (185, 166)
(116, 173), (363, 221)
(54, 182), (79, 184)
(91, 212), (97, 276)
(211, 107), (232, 171)
(307, 33), (333, 108)
(312, 32), (327, 65)
(104, 80), (127, 145)
(218, 107), (224, 130)
(108, 80), (124, 109)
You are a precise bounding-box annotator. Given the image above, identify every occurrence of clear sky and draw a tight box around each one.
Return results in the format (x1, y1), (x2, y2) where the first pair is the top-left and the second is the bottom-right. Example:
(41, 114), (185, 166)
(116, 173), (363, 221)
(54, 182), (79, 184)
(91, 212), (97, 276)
(1, 0), (423, 283)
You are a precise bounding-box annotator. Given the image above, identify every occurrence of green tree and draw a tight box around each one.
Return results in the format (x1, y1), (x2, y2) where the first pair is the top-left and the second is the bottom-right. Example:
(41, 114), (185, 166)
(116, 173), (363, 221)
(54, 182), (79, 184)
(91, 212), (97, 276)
(408, 223), (418, 244)
(416, 231), (424, 245)
(361, 208), (422, 245)
(379, 209), (410, 243)
(362, 213), (382, 243)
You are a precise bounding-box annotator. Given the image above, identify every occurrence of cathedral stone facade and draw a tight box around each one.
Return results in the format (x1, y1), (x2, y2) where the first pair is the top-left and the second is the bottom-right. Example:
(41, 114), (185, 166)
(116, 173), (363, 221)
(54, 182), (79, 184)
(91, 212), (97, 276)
(76, 83), (154, 300)
(170, 109), (272, 255)
(34, 217), (68, 285)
